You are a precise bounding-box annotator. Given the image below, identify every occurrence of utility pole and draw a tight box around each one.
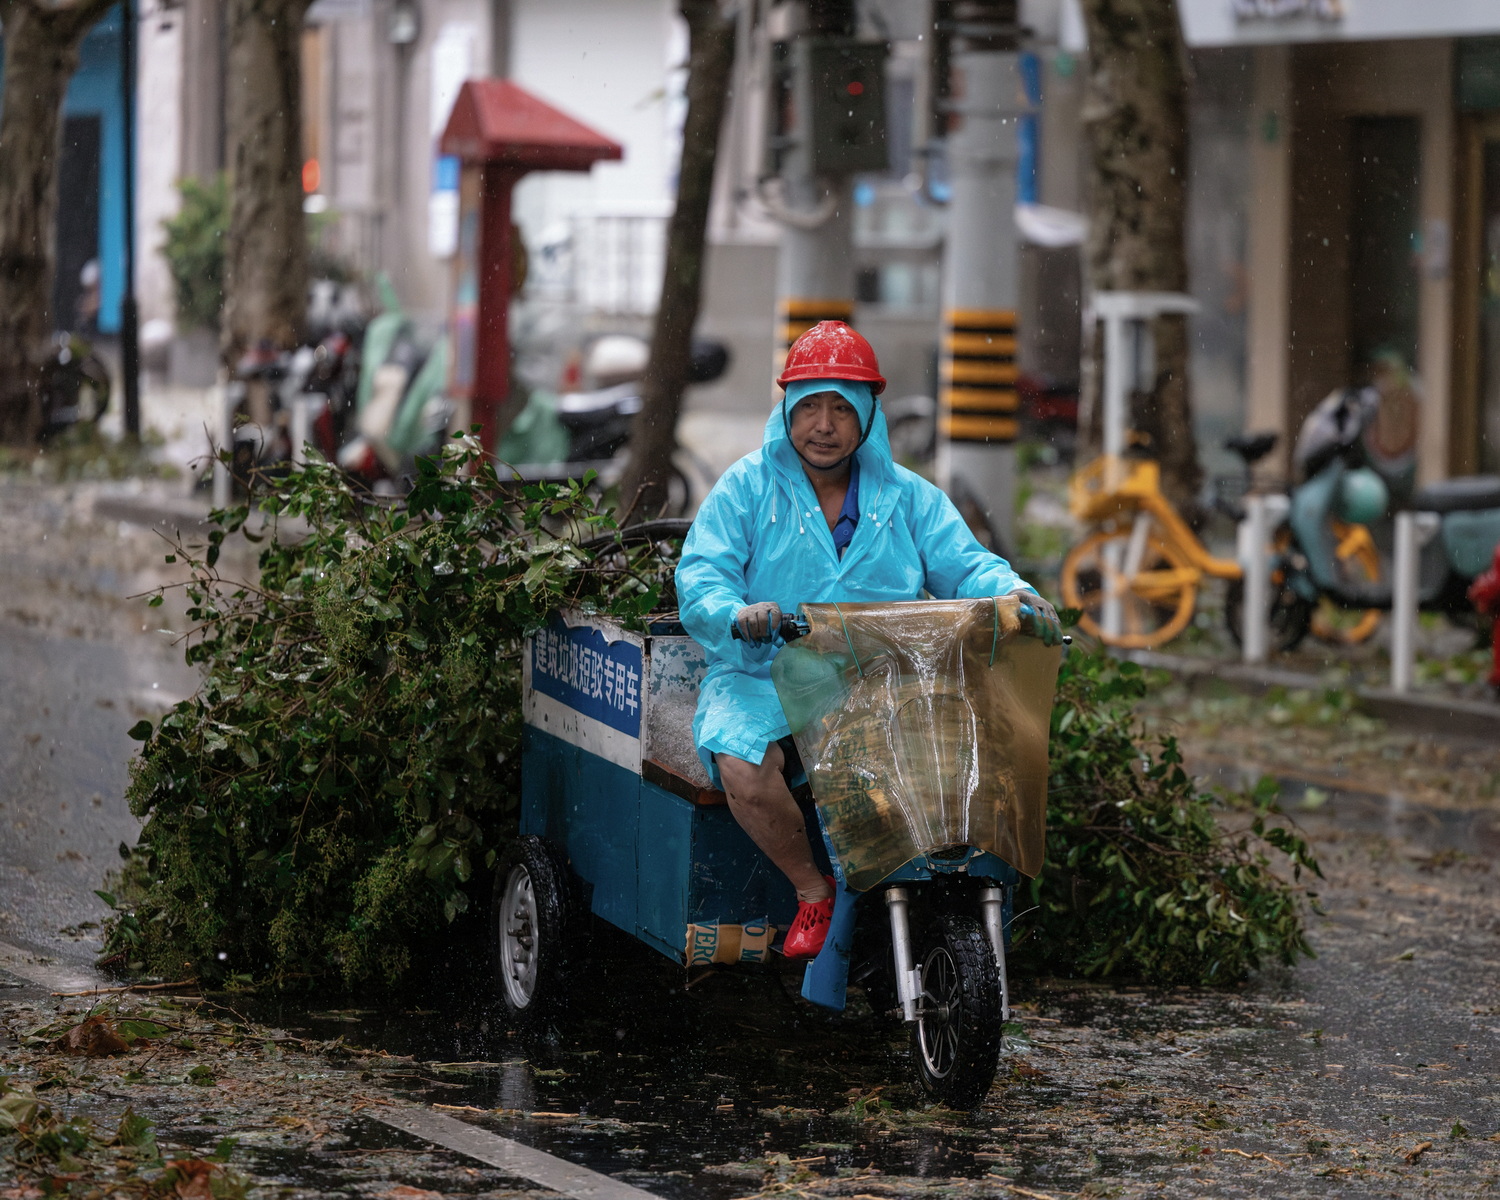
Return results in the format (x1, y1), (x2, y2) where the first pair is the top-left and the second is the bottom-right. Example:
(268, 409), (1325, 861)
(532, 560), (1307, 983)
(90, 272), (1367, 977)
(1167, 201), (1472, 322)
(933, 0), (1025, 551)
(765, 0), (887, 369)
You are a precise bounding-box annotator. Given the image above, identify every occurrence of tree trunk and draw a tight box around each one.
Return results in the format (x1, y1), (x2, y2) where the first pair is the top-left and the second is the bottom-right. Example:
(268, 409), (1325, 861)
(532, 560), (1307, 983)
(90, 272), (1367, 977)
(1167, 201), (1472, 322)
(1078, 0), (1202, 516)
(221, 0), (313, 366)
(0, 0), (115, 444)
(616, 0), (736, 521)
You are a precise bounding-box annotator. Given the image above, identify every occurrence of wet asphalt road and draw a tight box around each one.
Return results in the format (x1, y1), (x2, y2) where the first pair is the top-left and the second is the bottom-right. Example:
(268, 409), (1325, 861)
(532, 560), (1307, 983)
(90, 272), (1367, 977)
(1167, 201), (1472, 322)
(0, 480), (198, 957)
(2, 477), (1499, 1198)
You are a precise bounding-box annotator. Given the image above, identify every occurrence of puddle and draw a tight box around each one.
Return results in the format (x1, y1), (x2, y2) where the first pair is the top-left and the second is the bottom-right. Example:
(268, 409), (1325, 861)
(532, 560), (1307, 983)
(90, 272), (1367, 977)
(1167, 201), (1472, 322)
(1193, 756), (1500, 856)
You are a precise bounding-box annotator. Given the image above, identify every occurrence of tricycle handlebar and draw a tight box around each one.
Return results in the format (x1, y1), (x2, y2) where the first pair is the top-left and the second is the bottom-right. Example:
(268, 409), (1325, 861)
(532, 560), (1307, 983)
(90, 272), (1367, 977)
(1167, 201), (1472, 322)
(729, 613), (810, 643)
(730, 608), (1069, 646)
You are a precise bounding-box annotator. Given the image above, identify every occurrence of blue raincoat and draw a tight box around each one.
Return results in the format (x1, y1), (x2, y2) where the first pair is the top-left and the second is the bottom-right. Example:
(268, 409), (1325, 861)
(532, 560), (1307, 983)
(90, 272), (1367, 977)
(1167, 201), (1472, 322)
(677, 379), (1033, 775)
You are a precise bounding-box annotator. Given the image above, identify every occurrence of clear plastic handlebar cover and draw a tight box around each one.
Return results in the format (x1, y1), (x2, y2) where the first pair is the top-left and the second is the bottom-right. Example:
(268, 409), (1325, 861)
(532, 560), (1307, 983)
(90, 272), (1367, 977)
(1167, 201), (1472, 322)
(771, 597), (1062, 890)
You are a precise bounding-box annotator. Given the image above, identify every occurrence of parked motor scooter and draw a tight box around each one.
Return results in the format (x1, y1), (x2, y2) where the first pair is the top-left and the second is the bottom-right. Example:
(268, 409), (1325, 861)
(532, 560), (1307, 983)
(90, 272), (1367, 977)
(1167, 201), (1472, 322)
(38, 332), (112, 440)
(221, 279), (367, 486)
(335, 299), (452, 489)
(503, 333), (732, 516)
(1269, 386), (1500, 627)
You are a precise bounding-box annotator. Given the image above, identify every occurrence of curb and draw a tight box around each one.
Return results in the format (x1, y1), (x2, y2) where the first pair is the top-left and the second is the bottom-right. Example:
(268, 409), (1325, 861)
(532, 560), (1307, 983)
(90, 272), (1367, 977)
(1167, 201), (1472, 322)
(1124, 649), (1500, 742)
(90, 489), (214, 534)
(88, 488), (306, 541)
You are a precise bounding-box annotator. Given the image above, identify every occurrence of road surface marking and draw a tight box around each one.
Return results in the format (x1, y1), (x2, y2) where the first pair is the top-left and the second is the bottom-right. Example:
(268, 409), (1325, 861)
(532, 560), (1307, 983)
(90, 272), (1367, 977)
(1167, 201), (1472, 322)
(375, 1108), (659, 1200)
(0, 940), (108, 993)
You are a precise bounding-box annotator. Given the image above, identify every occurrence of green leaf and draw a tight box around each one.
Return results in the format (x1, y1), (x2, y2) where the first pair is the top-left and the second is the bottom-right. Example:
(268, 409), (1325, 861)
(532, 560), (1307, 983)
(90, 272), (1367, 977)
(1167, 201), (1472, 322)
(127, 719), (154, 741)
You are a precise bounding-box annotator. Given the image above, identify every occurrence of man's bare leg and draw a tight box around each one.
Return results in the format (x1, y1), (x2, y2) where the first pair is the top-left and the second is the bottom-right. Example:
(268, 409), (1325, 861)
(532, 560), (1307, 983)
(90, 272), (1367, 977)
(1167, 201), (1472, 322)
(717, 745), (833, 903)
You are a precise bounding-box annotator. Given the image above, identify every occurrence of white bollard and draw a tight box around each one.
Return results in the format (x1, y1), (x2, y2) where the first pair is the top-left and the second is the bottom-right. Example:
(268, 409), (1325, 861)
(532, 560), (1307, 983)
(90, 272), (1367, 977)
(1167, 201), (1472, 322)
(290, 396), (315, 466)
(1102, 537), (1125, 641)
(212, 381), (236, 510)
(1239, 493), (1292, 664)
(1390, 510), (1440, 693)
(1240, 496), (1271, 664)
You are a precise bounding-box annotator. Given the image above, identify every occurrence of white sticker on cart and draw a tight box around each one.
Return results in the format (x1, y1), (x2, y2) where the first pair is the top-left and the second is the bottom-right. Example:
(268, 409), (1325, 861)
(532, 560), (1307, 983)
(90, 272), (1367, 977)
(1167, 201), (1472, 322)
(525, 618), (642, 772)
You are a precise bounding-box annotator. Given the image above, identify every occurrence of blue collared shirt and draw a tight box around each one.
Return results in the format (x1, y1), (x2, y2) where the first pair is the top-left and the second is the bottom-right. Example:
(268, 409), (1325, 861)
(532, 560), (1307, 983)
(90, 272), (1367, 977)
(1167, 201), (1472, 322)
(831, 458), (860, 559)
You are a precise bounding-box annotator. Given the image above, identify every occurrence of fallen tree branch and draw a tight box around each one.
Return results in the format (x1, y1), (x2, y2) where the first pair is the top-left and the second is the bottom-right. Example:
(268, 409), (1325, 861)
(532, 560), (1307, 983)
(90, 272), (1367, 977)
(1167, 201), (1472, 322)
(51, 979), (199, 997)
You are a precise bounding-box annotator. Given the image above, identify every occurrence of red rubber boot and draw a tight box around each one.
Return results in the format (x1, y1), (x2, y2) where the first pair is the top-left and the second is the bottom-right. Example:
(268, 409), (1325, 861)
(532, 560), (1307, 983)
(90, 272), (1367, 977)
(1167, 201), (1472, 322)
(782, 876), (838, 959)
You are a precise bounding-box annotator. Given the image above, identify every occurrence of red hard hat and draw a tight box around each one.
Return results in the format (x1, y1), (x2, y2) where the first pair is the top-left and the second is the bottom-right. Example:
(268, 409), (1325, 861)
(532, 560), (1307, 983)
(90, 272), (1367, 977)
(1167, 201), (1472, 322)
(776, 320), (886, 395)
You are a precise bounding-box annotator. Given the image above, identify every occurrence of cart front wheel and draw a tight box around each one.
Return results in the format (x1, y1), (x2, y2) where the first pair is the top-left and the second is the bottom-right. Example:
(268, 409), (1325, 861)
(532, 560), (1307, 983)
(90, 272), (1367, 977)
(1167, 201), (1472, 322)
(493, 835), (573, 1025)
(912, 914), (1004, 1110)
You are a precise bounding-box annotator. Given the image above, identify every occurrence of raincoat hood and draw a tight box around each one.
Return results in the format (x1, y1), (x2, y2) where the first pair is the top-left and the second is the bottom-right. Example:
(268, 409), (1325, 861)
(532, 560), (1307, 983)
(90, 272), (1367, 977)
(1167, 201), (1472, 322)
(760, 379), (895, 531)
(767, 379), (886, 462)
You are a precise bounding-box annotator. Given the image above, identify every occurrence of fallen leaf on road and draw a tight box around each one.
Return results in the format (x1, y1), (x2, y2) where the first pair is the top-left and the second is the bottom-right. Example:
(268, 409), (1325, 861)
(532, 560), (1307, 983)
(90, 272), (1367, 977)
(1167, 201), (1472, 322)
(1403, 1140), (1433, 1164)
(166, 1159), (219, 1200)
(53, 1015), (129, 1057)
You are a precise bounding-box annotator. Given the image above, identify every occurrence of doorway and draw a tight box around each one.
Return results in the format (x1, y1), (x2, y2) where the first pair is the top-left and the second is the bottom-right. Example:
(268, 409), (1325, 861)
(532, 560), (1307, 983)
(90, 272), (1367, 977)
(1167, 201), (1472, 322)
(52, 115), (102, 333)
(1347, 116), (1421, 384)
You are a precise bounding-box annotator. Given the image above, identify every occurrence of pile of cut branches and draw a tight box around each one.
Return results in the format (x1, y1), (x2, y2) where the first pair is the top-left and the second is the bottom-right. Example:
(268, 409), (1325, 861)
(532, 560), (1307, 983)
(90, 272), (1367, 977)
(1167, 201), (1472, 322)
(105, 437), (674, 990)
(1027, 637), (1320, 983)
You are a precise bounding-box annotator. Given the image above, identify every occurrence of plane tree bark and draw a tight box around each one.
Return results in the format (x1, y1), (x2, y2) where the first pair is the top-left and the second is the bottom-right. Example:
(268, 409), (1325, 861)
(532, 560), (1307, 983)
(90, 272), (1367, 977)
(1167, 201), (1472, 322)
(617, 0), (736, 520)
(0, 0), (117, 444)
(1079, 0), (1203, 516)
(221, 0), (314, 366)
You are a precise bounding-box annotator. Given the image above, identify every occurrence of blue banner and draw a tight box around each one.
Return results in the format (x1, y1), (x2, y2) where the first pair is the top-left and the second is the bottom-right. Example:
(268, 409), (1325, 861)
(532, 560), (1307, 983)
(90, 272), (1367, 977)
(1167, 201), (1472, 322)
(530, 618), (642, 738)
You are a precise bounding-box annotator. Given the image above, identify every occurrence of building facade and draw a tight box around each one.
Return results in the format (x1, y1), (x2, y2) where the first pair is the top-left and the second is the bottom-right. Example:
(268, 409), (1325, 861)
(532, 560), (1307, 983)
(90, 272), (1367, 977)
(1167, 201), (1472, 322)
(1177, 0), (1500, 481)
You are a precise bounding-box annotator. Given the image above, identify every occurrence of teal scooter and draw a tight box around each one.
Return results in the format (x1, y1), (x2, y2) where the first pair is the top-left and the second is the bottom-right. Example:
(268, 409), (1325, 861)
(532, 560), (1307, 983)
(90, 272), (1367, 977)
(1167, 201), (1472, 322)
(1282, 387), (1500, 623)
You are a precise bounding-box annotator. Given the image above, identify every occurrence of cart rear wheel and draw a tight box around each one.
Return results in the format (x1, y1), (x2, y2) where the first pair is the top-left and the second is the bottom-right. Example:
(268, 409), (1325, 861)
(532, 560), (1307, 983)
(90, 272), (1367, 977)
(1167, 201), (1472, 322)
(912, 914), (1004, 1110)
(493, 835), (574, 1026)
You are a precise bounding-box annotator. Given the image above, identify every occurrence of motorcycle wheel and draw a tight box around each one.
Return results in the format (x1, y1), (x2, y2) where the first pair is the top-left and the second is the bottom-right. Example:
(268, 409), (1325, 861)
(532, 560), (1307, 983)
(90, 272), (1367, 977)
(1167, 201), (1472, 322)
(76, 353), (112, 423)
(911, 914), (1004, 1110)
(493, 835), (577, 1028)
(1224, 576), (1313, 653)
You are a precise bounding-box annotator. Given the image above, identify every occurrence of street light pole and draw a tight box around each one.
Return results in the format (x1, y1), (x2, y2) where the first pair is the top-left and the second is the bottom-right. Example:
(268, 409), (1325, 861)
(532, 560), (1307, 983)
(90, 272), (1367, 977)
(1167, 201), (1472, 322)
(120, 0), (141, 438)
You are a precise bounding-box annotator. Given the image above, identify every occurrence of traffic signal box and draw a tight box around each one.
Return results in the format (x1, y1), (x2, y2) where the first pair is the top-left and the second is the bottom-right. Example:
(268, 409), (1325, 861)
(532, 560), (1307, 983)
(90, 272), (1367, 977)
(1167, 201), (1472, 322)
(802, 39), (889, 176)
(766, 38), (889, 178)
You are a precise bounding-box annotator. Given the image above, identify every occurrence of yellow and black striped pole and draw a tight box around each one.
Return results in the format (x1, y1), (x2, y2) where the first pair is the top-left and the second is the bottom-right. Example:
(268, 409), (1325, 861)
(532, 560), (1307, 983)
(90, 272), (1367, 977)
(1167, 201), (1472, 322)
(779, 298), (856, 359)
(940, 309), (1019, 445)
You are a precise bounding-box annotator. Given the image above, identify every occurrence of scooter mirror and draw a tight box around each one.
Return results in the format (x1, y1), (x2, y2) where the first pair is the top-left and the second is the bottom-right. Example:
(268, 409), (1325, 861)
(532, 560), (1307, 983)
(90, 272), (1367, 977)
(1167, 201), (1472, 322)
(688, 339), (731, 385)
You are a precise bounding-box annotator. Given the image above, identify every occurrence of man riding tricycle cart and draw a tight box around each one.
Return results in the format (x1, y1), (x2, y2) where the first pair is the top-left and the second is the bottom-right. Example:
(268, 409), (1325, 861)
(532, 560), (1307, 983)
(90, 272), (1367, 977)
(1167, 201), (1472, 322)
(497, 324), (1065, 1107)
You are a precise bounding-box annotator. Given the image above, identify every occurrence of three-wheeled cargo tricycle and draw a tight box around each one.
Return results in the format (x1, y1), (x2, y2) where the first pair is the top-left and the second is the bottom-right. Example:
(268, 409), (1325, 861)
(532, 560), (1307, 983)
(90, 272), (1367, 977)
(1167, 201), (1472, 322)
(495, 591), (1063, 1108)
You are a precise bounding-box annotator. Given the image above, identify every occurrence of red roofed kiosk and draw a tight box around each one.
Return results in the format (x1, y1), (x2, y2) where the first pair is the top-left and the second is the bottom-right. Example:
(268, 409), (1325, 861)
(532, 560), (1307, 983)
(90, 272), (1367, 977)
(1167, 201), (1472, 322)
(439, 80), (622, 453)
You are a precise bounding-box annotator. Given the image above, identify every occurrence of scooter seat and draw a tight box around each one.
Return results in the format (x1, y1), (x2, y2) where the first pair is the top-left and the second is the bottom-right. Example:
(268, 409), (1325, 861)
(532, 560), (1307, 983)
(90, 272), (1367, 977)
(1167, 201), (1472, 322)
(1224, 431), (1278, 465)
(1406, 475), (1500, 514)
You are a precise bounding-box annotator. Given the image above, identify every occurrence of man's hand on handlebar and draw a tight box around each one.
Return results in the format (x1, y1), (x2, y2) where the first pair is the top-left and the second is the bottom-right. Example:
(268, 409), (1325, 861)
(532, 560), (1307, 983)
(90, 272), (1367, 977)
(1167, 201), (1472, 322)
(734, 601), (782, 645)
(1014, 589), (1065, 647)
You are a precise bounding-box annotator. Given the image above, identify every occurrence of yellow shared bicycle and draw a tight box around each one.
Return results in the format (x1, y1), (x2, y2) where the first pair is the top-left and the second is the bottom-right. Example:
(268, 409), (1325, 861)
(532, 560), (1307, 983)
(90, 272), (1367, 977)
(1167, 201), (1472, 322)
(1059, 453), (1380, 651)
